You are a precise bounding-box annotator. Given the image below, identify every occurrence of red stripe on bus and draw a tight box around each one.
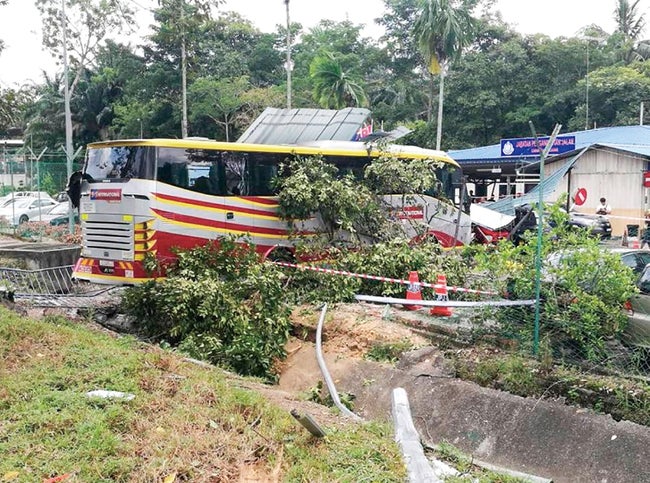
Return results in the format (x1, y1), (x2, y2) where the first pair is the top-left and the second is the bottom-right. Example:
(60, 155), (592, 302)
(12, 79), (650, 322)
(243, 196), (279, 206)
(151, 208), (292, 236)
(154, 192), (277, 217)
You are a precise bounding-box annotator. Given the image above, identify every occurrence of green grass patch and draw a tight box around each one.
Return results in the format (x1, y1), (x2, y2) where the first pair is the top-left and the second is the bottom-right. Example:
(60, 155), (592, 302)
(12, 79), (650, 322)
(365, 339), (414, 364)
(0, 307), (405, 482)
(449, 348), (650, 426)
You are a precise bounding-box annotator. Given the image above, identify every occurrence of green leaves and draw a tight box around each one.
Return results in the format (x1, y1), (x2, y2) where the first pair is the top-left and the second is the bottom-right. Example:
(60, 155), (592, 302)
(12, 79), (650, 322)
(309, 52), (368, 109)
(274, 155), (380, 240)
(122, 238), (291, 381)
(473, 201), (637, 362)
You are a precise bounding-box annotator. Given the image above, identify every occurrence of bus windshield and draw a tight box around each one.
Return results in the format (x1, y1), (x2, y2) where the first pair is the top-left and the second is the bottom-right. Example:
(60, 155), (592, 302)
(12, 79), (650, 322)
(85, 146), (156, 181)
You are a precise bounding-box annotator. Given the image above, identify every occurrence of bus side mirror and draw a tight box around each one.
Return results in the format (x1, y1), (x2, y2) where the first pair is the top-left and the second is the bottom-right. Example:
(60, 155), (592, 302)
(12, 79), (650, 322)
(66, 171), (83, 209)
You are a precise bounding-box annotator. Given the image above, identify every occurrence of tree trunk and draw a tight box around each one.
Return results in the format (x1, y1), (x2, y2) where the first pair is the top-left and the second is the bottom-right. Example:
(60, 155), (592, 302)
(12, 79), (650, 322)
(436, 70), (445, 151)
(427, 74), (435, 123)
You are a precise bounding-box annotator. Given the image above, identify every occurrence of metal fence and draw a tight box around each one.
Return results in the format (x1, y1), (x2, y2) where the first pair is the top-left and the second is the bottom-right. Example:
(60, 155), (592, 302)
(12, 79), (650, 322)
(0, 265), (117, 307)
(1, 154), (83, 196)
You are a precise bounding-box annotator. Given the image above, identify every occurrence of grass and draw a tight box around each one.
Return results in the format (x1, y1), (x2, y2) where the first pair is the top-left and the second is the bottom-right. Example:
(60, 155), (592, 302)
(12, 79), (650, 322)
(434, 442), (529, 483)
(449, 348), (650, 427)
(365, 340), (414, 364)
(0, 308), (406, 482)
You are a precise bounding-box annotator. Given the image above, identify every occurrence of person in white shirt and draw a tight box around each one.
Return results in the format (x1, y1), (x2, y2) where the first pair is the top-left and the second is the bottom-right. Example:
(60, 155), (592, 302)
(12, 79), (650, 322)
(596, 197), (611, 215)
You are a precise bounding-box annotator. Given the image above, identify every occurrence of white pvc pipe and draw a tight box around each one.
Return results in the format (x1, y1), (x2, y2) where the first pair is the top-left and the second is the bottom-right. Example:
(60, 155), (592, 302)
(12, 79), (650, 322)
(315, 304), (363, 422)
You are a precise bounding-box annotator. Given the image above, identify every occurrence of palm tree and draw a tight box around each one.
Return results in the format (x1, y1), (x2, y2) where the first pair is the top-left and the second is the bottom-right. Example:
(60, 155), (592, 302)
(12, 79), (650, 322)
(413, 0), (476, 150)
(613, 0), (648, 62)
(309, 52), (368, 109)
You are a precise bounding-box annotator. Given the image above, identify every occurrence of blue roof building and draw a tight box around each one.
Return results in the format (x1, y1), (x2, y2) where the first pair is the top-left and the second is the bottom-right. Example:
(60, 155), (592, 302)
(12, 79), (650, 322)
(449, 125), (650, 175)
(448, 125), (650, 236)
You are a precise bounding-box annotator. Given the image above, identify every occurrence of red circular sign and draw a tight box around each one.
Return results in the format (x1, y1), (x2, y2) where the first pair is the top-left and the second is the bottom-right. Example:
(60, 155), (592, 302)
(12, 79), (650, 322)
(574, 187), (588, 206)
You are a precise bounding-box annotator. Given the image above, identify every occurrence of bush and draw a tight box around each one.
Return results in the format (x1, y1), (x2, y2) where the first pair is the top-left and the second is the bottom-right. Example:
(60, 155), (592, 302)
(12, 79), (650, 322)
(122, 239), (291, 381)
(471, 201), (636, 362)
(281, 238), (490, 304)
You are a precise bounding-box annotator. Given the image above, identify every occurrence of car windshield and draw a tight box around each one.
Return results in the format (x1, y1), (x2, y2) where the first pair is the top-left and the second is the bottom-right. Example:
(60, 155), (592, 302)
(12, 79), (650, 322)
(48, 203), (71, 216)
(0, 199), (32, 210)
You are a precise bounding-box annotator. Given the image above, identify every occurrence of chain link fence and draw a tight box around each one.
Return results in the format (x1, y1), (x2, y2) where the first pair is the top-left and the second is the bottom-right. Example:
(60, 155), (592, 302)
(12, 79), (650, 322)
(1, 149), (83, 197)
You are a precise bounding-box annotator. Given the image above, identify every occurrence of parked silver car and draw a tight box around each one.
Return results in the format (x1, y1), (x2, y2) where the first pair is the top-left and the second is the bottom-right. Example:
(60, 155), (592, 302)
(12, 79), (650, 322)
(0, 197), (58, 225)
(537, 248), (650, 347)
(625, 265), (650, 348)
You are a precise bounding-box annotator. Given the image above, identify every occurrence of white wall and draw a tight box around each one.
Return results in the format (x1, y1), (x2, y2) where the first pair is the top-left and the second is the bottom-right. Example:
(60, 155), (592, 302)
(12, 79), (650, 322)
(545, 147), (648, 236)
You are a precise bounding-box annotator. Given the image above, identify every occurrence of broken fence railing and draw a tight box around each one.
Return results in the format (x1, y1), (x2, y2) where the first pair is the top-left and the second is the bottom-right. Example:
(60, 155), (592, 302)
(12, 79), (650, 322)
(0, 265), (98, 296)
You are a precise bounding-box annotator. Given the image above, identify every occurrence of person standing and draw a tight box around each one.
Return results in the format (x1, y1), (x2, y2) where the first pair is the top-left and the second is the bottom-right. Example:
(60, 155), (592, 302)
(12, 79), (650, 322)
(596, 197), (612, 215)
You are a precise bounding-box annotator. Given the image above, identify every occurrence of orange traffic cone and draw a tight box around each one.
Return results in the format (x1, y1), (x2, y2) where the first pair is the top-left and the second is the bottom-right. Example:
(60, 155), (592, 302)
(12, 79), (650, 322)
(404, 271), (423, 310)
(430, 274), (453, 317)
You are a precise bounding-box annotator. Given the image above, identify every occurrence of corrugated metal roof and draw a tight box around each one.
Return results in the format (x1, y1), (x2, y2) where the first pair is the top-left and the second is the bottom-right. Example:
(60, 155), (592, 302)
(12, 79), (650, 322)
(449, 125), (650, 163)
(236, 107), (371, 145)
(596, 143), (650, 157)
(482, 150), (586, 215)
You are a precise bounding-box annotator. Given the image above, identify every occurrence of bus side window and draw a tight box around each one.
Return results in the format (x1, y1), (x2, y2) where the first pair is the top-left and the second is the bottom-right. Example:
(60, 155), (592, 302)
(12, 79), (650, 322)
(249, 153), (280, 195)
(157, 148), (189, 189)
(223, 152), (247, 195)
(325, 155), (366, 181)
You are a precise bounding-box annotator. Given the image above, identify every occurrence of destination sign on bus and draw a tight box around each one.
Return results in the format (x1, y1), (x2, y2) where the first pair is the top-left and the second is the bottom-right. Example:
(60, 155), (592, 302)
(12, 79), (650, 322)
(500, 135), (576, 157)
(90, 188), (122, 201)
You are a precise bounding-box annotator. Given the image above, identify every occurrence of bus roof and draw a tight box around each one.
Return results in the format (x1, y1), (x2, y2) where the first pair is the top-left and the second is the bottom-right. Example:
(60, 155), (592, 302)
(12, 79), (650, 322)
(86, 138), (460, 168)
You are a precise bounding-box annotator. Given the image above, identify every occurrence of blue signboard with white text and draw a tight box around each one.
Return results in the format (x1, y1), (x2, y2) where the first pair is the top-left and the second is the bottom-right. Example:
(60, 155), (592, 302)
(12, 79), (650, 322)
(500, 135), (576, 157)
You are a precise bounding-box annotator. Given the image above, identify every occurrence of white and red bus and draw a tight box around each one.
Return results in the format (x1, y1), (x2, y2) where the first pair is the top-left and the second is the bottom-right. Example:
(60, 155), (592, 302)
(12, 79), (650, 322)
(71, 138), (471, 284)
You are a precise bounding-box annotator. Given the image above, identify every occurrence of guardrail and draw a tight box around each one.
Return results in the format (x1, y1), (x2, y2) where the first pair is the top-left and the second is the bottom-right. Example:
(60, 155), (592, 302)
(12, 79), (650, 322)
(0, 265), (96, 296)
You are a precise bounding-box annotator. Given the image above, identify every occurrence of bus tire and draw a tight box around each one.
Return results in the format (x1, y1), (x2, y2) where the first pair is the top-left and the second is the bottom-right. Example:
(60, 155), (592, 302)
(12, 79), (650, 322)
(266, 246), (295, 263)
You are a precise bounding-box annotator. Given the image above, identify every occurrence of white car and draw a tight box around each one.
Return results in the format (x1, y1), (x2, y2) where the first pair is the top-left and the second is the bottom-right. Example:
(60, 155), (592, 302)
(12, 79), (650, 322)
(37, 202), (78, 225)
(0, 191), (55, 205)
(0, 197), (58, 225)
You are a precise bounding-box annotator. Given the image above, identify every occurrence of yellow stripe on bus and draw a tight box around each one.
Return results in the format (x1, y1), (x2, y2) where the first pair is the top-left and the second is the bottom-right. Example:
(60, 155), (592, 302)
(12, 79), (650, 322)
(151, 193), (280, 222)
(74, 272), (152, 284)
(86, 138), (459, 167)
(150, 213), (290, 240)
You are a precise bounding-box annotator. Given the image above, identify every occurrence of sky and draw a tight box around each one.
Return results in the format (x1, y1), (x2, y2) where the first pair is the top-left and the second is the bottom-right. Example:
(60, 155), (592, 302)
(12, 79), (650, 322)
(0, 0), (646, 87)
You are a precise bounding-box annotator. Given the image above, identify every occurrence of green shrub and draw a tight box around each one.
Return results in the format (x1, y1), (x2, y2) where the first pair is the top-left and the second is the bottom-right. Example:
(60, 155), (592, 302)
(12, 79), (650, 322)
(122, 238), (291, 381)
(471, 201), (636, 362)
(366, 340), (414, 364)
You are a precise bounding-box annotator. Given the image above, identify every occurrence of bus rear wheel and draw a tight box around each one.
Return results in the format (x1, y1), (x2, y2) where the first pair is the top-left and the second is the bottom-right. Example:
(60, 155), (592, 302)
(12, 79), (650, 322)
(266, 247), (295, 263)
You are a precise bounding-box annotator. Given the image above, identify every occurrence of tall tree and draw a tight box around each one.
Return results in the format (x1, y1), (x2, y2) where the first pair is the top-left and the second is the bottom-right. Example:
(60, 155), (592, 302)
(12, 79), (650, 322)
(413, 0), (477, 150)
(309, 52), (368, 109)
(612, 0), (648, 62)
(152, 0), (223, 138)
(188, 75), (249, 141)
(35, 0), (135, 198)
(291, 19), (376, 108)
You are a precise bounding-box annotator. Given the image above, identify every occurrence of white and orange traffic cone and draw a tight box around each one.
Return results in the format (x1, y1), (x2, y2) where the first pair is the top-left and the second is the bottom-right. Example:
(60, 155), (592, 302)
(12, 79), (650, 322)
(404, 271), (423, 310)
(430, 274), (453, 317)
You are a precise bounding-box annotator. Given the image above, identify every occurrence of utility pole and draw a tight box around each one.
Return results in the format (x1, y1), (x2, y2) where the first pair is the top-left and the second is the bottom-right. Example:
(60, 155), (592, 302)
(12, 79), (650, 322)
(62, 0), (75, 233)
(585, 40), (590, 130)
(180, 2), (188, 138)
(284, 0), (292, 110)
(62, 0), (73, 183)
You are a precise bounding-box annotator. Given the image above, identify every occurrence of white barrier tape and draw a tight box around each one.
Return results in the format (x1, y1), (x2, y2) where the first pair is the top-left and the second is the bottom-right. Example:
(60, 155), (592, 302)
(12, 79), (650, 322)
(355, 294), (535, 307)
(574, 213), (650, 224)
(272, 261), (499, 296)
